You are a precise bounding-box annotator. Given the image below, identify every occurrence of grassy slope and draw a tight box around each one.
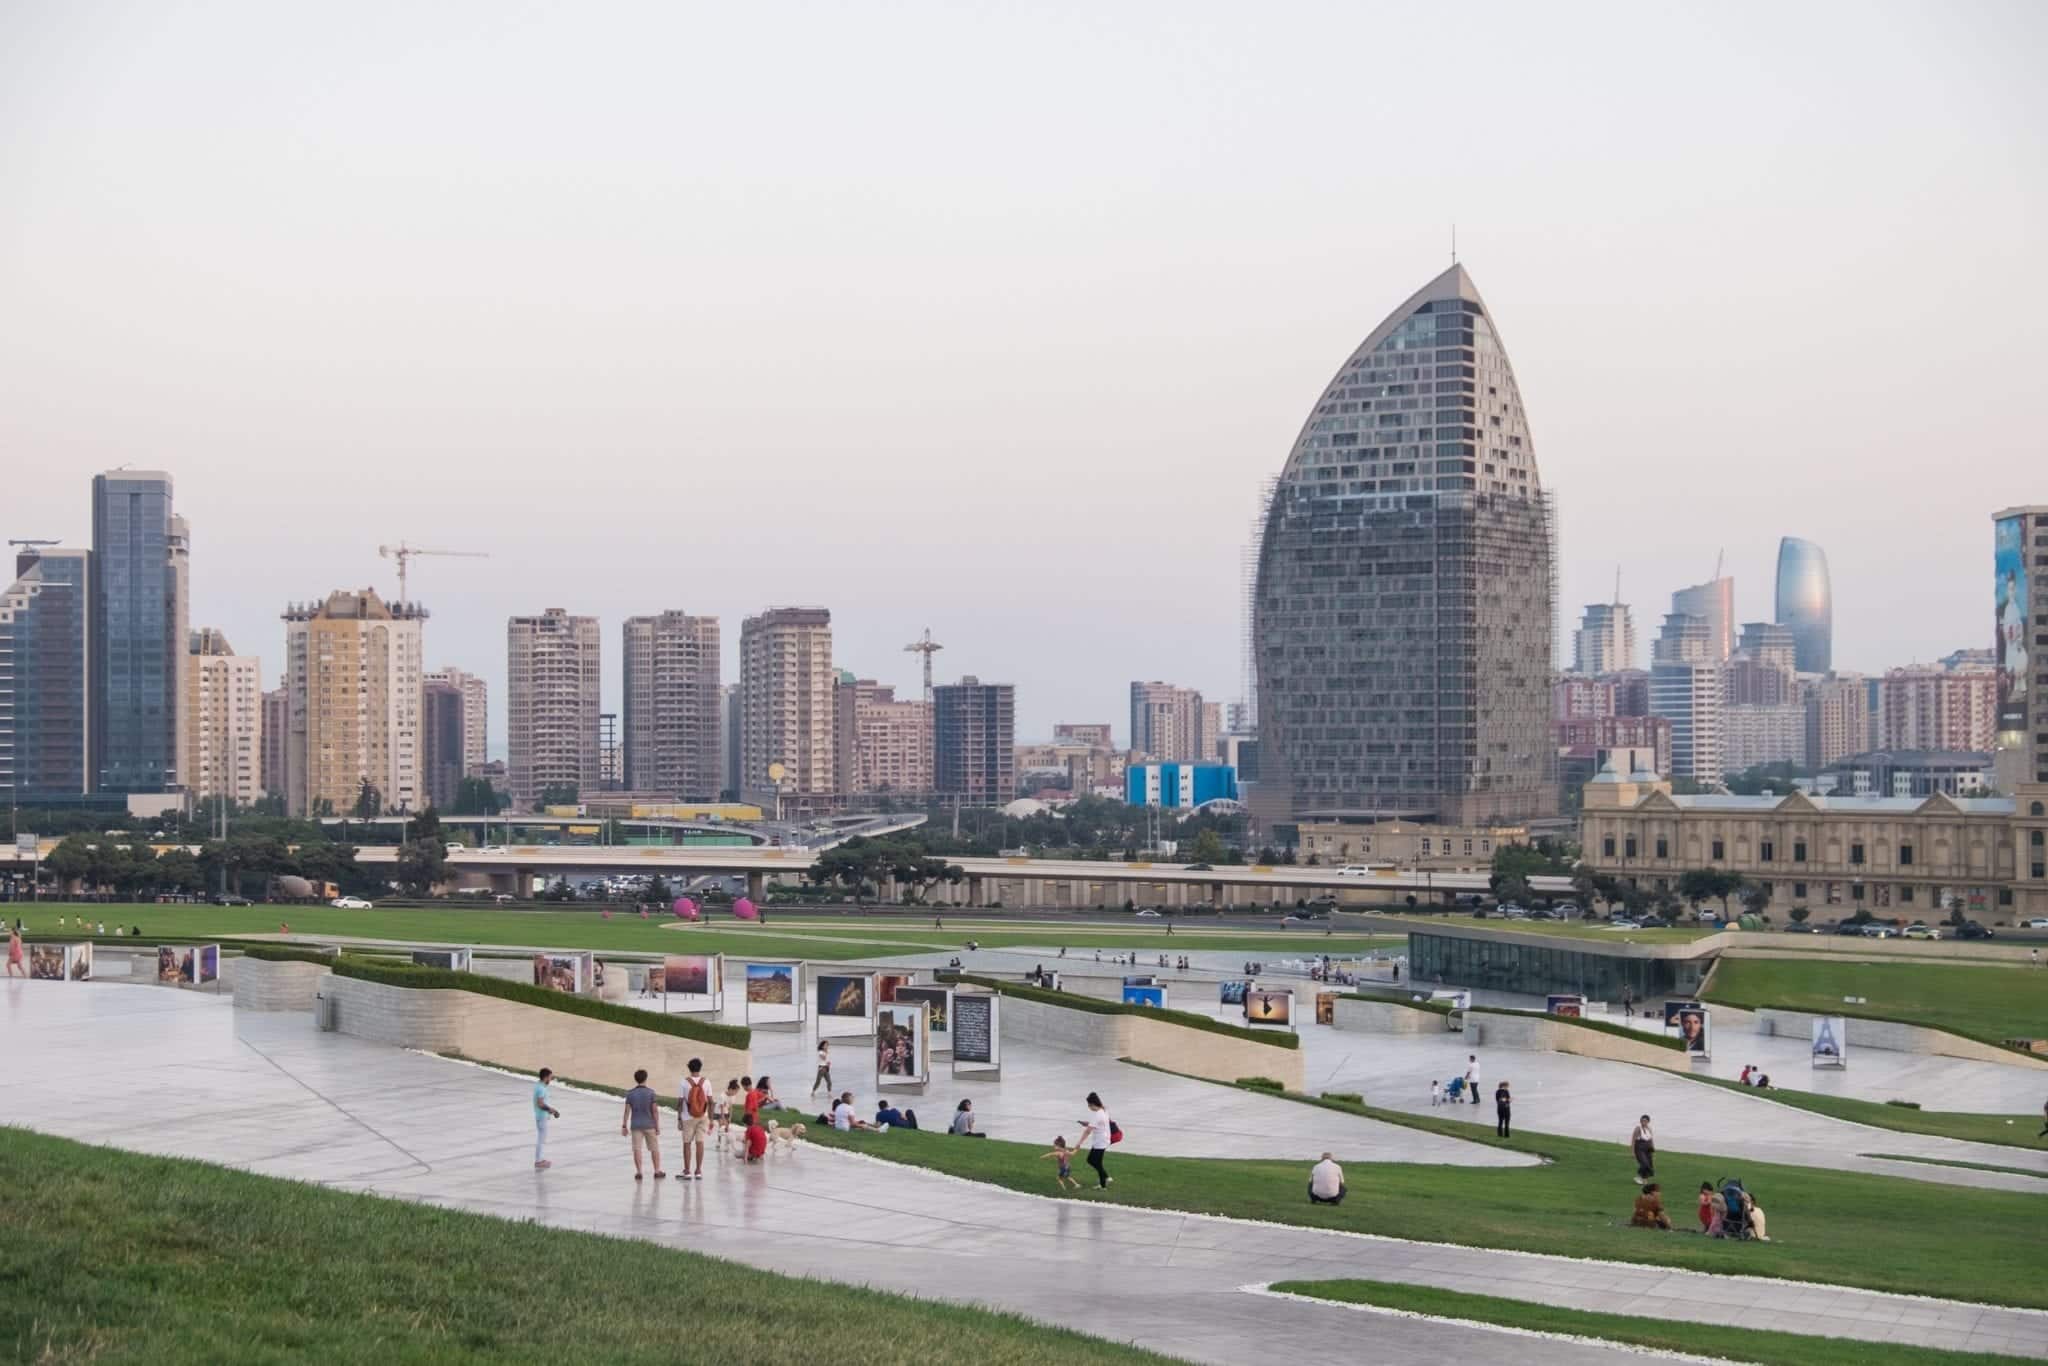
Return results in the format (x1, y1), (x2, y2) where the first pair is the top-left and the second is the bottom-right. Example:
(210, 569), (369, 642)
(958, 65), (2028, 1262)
(6, 903), (1402, 959)
(1704, 956), (2048, 1043)
(0, 1127), (1166, 1366)
(762, 1093), (2048, 1310)
(1682, 1074), (2047, 1150)
(1267, 1280), (2017, 1366)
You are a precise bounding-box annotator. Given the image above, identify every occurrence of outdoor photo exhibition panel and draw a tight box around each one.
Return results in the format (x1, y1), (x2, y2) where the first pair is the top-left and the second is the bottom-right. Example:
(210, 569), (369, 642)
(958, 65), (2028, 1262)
(1812, 1015), (1847, 1068)
(1121, 984), (1167, 1008)
(877, 972), (914, 1003)
(1243, 987), (1293, 1029)
(950, 992), (1000, 1078)
(743, 960), (805, 1028)
(815, 972), (878, 1041)
(531, 951), (593, 995)
(892, 985), (952, 1053)
(156, 944), (223, 989)
(411, 948), (472, 972)
(876, 1002), (931, 1091)
(658, 954), (724, 1014)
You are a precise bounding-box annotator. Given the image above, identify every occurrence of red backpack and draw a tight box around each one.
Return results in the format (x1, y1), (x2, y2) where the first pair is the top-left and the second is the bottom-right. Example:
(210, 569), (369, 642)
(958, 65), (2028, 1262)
(685, 1077), (711, 1118)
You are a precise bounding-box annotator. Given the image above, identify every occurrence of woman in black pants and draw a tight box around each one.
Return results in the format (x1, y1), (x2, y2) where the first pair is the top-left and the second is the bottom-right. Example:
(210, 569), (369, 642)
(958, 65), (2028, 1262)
(1081, 1091), (1114, 1189)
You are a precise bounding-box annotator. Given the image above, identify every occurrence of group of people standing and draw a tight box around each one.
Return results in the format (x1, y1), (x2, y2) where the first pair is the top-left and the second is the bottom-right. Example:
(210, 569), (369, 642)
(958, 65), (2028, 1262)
(530, 1059), (785, 1178)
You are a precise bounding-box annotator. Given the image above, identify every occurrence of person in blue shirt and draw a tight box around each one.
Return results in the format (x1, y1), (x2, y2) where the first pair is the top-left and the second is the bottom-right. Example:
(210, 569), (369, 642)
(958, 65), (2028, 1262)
(532, 1067), (562, 1170)
(875, 1102), (918, 1130)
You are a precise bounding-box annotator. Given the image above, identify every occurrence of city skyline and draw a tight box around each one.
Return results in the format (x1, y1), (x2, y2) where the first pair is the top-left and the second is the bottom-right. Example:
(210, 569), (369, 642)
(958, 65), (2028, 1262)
(3, 2), (2040, 751)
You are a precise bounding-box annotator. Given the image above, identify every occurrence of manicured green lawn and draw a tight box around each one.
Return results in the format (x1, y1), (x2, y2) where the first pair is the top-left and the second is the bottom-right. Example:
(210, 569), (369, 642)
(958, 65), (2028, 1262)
(6, 903), (1402, 960)
(1684, 1074), (2048, 1150)
(1704, 957), (2048, 1044)
(0, 1127), (1166, 1365)
(1267, 1280), (2016, 1366)
(764, 1090), (2048, 1310)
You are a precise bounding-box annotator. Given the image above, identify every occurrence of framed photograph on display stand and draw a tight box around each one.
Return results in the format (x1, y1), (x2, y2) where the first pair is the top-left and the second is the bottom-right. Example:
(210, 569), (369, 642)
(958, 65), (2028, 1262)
(1811, 1015), (1847, 1068)
(530, 952), (593, 995)
(411, 948), (472, 972)
(950, 992), (1001, 1079)
(1121, 984), (1167, 1008)
(1243, 987), (1294, 1029)
(892, 985), (953, 1054)
(64, 942), (93, 981)
(659, 954), (725, 1015)
(877, 973), (913, 1003)
(742, 961), (806, 1030)
(875, 1002), (930, 1093)
(815, 972), (878, 1041)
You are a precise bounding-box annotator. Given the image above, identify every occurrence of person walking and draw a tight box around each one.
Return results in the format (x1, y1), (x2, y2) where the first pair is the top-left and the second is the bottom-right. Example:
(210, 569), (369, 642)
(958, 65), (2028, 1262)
(5, 924), (23, 978)
(678, 1058), (713, 1181)
(812, 1041), (833, 1097)
(1631, 1114), (1656, 1184)
(1494, 1080), (1513, 1138)
(1464, 1054), (1481, 1105)
(1622, 985), (1635, 1020)
(621, 1069), (666, 1180)
(1079, 1091), (1115, 1190)
(532, 1067), (561, 1170)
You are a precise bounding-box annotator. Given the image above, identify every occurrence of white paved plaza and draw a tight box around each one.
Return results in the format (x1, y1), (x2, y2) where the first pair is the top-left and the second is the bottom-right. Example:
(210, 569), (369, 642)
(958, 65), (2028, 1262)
(6, 975), (2048, 1363)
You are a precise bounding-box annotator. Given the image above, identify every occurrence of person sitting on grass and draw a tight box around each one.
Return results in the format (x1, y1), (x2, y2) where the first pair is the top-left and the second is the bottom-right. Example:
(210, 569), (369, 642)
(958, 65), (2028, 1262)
(1308, 1152), (1346, 1206)
(1742, 1188), (1770, 1241)
(1043, 1136), (1081, 1191)
(1699, 1181), (1725, 1236)
(1631, 1182), (1672, 1229)
(832, 1093), (875, 1132)
(949, 1099), (986, 1137)
(875, 1101), (908, 1129)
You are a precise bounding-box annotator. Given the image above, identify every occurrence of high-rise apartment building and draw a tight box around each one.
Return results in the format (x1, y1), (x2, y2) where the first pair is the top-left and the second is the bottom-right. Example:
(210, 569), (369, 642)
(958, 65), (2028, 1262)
(934, 676), (1015, 806)
(422, 667), (488, 779)
(1737, 622), (1798, 675)
(1721, 703), (1807, 773)
(721, 683), (740, 802)
(185, 628), (261, 805)
(91, 471), (187, 793)
(1723, 656), (1795, 707)
(260, 685), (287, 798)
(1572, 600), (1636, 676)
(1670, 576), (1734, 662)
(621, 611), (722, 801)
(1804, 673), (1873, 769)
(283, 589), (426, 817)
(1877, 664), (1998, 755)
(1128, 682), (1209, 763)
(738, 607), (835, 808)
(0, 546), (91, 802)
(1253, 264), (1556, 826)
(837, 678), (932, 795)
(1554, 714), (1672, 780)
(506, 609), (601, 811)
(1053, 722), (1114, 749)
(420, 678), (467, 810)
(1775, 536), (1833, 674)
(1609, 670), (1652, 718)
(1649, 612), (1723, 784)
(1553, 676), (1617, 721)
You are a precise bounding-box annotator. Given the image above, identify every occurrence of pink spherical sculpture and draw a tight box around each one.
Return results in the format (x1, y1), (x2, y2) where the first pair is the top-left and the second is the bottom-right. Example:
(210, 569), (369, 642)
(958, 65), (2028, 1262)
(673, 897), (700, 922)
(732, 897), (758, 922)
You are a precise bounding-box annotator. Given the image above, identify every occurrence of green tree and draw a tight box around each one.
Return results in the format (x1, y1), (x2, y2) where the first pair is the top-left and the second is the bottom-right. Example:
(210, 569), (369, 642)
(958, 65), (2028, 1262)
(450, 777), (503, 816)
(155, 848), (203, 895)
(537, 783), (579, 811)
(646, 874), (673, 905)
(1187, 829), (1229, 865)
(394, 837), (448, 896)
(1789, 905), (1810, 924)
(353, 778), (383, 820)
(543, 877), (576, 902)
(1739, 879), (1771, 918)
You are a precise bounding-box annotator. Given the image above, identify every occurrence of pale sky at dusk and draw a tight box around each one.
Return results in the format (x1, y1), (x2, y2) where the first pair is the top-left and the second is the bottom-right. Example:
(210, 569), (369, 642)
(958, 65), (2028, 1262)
(3, 1), (2041, 753)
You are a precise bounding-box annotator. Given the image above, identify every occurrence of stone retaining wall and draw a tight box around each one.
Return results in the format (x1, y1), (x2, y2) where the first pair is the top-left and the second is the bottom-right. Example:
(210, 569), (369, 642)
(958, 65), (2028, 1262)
(1753, 1008), (2048, 1068)
(1462, 1011), (1695, 1074)
(233, 957), (329, 1012)
(998, 994), (1305, 1089)
(322, 974), (753, 1083)
(1332, 998), (1446, 1036)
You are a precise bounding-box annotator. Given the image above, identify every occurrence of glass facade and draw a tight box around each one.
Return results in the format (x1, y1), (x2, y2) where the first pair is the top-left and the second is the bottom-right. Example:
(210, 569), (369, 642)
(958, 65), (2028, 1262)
(1254, 264), (1556, 827)
(0, 549), (92, 800)
(1407, 929), (1710, 1001)
(1774, 536), (1832, 675)
(91, 472), (181, 793)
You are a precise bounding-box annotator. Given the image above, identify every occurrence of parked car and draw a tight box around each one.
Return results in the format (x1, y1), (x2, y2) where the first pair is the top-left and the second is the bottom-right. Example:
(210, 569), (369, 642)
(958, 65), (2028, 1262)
(2026, 918), (2048, 930)
(1902, 922), (1940, 940)
(492, 893), (517, 905)
(1781, 922), (1817, 933)
(444, 841), (465, 851)
(1858, 923), (1894, 939)
(1636, 915), (1672, 929)
(1336, 864), (1382, 877)
(1956, 921), (1995, 940)
(331, 896), (374, 910)
(1832, 920), (1866, 935)
(1185, 862), (1213, 872)
(1553, 902), (1581, 917)
(1497, 904), (1529, 918)
(1608, 918), (1641, 930)
(1530, 907), (1563, 921)
(1134, 908), (1162, 918)
(212, 893), (252, 907)
(479, 845), (507, 854)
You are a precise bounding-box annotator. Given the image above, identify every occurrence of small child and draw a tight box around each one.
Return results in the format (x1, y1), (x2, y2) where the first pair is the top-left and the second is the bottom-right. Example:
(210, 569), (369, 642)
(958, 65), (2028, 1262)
(1430, 1079), (1442, 1107)
(1042, 1136), (1080, 1191)
(744, 1115), (769, 1163)
(719, 1079), (741, 1139)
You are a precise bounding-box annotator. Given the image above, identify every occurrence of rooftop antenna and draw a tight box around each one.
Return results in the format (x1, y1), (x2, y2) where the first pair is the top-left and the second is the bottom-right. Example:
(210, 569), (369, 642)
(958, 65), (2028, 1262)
(1713, 548), (1724, 582)
(1450, 223), (1458, 265)
(1613, 564), (1622, 605)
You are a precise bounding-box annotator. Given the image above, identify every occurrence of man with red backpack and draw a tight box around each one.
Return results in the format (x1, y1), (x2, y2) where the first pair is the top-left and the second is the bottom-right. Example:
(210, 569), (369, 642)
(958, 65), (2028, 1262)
(678, 1058), (714, 1181)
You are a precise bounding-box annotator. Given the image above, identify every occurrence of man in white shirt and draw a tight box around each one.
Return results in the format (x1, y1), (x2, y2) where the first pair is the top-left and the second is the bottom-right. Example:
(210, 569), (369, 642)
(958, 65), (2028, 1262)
(1308, 1152), (1346, 1205)
(1464, 1054), (1481, 1105)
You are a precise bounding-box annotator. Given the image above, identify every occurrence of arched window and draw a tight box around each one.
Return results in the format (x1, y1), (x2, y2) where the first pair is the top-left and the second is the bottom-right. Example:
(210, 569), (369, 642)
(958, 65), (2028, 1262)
(2032, 801), (2045, 818)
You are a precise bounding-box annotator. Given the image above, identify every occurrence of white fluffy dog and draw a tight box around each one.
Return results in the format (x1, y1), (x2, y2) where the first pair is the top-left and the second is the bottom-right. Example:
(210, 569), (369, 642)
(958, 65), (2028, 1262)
(769, 1120), (805, 1156)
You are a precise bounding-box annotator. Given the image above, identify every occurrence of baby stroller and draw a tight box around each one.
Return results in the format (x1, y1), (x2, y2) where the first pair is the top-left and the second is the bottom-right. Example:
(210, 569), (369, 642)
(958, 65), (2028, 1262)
(1445, 1076), (1466, 1102)
(1720, 1179), (1751, 1240)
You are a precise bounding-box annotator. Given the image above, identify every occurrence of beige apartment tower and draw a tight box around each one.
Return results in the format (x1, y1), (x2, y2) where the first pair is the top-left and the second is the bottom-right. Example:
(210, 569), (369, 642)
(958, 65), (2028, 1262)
(184, 628), (262, 805)
(739, 607), (835, 809)
(507, 609), (601, 811)
(1128, 681), (1213, 762)
(423, 667), (489, 778)
(837, 677), (932, 796)
(283, 589), (426, 817)
(622, 611), (723, 801)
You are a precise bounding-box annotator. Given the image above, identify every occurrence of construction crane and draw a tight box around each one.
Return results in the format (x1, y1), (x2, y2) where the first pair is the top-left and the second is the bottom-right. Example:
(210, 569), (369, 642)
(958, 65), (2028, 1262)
(7, 539), (61, 550)
(378, 541), (489, 606)
(903, 627), (943, 702)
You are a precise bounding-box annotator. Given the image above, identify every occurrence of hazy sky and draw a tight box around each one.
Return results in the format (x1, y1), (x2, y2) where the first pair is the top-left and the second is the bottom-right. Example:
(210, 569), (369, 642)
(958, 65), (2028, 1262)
(4, 1), (2042, 754)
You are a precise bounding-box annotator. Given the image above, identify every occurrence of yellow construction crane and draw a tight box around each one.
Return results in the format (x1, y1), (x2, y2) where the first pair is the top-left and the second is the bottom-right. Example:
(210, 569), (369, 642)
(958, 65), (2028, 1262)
(903, 627), (943, 702)
(378, 541), (489, 606)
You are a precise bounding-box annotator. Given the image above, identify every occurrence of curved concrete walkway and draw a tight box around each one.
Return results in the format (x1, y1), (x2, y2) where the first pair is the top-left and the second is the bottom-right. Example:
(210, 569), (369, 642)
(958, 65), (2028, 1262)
(6, 981), (2047, 1363)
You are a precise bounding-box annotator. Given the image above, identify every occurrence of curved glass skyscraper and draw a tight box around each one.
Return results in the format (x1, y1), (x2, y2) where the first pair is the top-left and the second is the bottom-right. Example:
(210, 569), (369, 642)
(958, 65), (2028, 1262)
(1252, 264), (1556, 826)
(1773, 536), (1831, 674)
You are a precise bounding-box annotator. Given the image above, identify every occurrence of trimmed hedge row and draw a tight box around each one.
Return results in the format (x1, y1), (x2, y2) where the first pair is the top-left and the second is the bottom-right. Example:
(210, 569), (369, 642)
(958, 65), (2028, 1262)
(239, 945), (337, 966)
(1467, 1006), (1686, 1052)
(949, 973), (1298, 1050)
(1342, 990), (1454, 1015)
(330, 957), (751, 1050)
